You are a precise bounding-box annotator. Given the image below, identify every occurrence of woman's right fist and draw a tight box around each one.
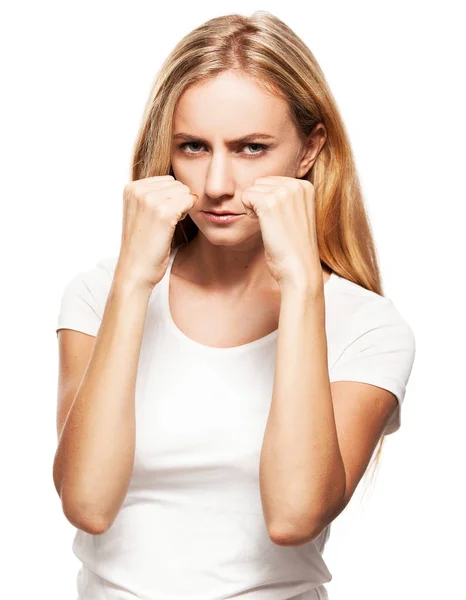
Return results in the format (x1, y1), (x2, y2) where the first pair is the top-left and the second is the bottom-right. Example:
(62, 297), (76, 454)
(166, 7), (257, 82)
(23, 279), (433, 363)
(115, 175), (199, 290)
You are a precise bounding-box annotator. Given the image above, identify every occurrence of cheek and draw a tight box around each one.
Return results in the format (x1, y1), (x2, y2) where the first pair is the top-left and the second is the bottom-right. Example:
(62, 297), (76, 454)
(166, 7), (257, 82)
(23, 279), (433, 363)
(170, 161), (198, 188)
(170, 157), (184, 178)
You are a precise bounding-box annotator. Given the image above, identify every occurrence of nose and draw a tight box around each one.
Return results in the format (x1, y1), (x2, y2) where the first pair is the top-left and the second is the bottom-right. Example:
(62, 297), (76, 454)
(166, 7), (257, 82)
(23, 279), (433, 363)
(204, 151), (236, 201)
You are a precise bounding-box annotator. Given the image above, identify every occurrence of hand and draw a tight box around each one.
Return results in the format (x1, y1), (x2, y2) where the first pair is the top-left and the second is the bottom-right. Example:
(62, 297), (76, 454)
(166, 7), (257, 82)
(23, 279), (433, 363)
(241, 176), (322, 292)
(116, 176), (199, 290)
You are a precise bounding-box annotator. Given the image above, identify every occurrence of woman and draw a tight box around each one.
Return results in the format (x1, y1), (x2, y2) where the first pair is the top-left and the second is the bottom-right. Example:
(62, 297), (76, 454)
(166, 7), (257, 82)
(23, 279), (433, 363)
(54, 11), (416, 600)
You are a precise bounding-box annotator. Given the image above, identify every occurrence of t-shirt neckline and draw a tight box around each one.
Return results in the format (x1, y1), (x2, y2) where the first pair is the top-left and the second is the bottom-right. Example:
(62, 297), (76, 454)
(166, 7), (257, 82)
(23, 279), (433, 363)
(161, 245), (337, 356)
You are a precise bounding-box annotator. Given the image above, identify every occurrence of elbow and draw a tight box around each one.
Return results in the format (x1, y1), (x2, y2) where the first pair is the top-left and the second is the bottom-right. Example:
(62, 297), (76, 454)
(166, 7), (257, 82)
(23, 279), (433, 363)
(60, 487), (111, 535)
(269, 517), (326, 547)
(269, 485), (347, 547)
(54, 465), (112, 534)
(62, 503), (111, 535)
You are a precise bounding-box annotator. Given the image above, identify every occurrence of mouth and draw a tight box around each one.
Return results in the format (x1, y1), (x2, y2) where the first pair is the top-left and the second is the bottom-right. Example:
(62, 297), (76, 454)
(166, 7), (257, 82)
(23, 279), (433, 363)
(202, 212), (244, 223)
(202, 211), (243, 215)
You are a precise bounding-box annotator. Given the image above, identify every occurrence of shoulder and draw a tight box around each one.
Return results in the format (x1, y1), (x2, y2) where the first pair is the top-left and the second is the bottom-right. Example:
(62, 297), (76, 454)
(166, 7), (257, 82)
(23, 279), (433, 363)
(63, 255), (119, 293)
(327, 276), (416, 435)
(327, 274), (416, 391)
(328, 273), (415, 344)
(56, 255), (119, 337)
(328, 272), (390, 313)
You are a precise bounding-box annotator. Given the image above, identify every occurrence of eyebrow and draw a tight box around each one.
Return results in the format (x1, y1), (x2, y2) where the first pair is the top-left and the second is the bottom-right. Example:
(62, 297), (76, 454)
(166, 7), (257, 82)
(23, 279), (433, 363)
(173, 132), (276, 145)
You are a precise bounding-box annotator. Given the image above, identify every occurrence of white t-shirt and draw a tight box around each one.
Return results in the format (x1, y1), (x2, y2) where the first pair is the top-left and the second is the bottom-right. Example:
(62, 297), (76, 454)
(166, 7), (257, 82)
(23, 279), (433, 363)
(56, 244), (416, 600)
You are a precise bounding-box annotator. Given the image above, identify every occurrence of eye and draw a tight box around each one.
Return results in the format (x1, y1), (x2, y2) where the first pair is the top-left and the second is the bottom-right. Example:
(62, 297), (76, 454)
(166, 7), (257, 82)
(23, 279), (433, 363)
(177, 142), (269, 157)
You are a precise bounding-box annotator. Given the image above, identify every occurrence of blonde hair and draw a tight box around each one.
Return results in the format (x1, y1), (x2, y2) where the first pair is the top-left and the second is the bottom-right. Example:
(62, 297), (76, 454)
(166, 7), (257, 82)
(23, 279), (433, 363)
(130, 10), (393, 489)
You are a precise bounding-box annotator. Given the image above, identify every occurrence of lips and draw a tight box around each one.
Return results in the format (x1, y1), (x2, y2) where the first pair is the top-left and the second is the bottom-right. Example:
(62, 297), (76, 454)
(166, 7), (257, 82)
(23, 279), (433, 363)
(203, 211), (241, 216)
(202, 212), (244, 223)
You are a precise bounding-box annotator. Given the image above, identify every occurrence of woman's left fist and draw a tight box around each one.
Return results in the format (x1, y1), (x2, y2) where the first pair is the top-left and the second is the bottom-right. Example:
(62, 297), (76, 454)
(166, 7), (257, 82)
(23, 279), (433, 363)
(241, 175), (322, 292)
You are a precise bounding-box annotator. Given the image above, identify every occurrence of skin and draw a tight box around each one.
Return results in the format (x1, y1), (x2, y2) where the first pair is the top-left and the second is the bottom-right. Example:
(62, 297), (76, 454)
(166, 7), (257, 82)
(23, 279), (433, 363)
(170, 70), (331, 296)
(53, 76), (399, 541)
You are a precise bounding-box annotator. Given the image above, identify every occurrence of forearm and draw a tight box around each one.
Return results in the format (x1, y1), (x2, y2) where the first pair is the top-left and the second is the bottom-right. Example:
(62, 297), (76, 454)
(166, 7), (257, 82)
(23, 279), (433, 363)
(259, 284), (346, 540)
(53, 277), (153, 530)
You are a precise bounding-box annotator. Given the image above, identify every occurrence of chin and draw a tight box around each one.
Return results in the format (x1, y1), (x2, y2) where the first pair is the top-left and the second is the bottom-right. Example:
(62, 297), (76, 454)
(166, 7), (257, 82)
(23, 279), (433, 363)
(192, 221), (261, 247)
(198, 231), (248, 246)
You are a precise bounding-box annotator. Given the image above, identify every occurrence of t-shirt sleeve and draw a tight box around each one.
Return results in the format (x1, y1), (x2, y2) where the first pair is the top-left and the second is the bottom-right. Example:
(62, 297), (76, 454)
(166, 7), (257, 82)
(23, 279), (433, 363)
(329, 297), (416, 435)
(56, 257), (116, 338)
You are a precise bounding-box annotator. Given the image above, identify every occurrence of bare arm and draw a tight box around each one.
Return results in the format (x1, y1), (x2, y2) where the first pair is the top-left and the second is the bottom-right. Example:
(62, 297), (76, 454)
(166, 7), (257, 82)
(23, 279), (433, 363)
(53, 274), (153, 534)
(259, 285), (346, 543)
(260, 284), (398, 547)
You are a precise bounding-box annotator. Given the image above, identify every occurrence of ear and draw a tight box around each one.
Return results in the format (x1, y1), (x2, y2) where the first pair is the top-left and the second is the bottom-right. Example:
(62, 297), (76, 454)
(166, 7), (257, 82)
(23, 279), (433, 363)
(296, 122), (327, 178)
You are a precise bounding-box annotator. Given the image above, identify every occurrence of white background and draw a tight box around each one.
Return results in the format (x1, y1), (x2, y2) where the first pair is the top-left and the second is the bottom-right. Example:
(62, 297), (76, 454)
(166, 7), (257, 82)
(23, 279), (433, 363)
(1, 1), (464, 599)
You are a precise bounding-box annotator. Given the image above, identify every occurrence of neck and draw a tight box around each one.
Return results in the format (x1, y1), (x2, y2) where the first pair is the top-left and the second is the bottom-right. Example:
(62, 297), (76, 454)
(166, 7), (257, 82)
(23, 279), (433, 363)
(175, 234), (331, 294)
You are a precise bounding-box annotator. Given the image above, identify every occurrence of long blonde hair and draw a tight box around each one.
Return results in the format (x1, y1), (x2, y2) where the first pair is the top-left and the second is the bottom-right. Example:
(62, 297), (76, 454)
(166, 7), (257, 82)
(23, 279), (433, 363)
(130, 10), (391, 487)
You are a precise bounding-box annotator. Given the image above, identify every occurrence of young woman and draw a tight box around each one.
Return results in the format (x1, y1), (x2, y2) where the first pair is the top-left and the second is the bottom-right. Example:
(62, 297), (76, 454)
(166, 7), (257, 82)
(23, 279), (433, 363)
(54, 11), (416, 600)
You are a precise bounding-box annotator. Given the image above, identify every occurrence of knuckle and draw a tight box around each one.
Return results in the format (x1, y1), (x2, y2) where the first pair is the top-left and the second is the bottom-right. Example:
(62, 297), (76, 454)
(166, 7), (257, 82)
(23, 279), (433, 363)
(153, 202), (175, 224)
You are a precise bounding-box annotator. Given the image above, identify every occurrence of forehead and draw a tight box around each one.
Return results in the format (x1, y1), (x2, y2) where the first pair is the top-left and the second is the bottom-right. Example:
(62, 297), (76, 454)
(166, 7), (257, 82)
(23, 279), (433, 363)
(173, 72), (290, 137)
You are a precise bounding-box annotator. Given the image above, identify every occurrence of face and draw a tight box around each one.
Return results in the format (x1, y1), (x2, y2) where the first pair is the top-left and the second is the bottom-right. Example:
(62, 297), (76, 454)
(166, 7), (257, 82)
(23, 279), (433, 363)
(170, 70), (322, 248)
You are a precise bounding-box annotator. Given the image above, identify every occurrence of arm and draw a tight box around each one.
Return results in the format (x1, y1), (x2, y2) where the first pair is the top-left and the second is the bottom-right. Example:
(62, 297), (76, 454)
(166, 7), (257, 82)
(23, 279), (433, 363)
(260, 285), (401, 547)
(53, 274), (153, 534)
(259, 284), (346, 544)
